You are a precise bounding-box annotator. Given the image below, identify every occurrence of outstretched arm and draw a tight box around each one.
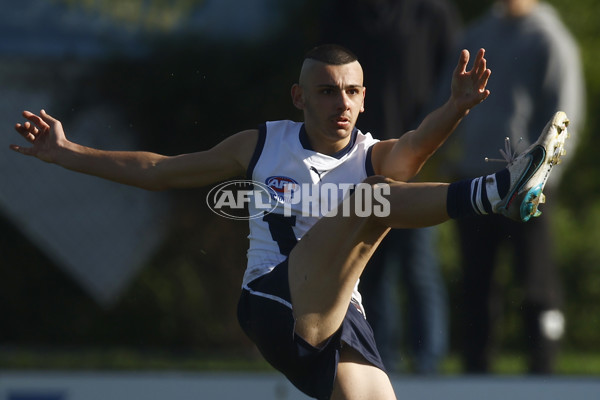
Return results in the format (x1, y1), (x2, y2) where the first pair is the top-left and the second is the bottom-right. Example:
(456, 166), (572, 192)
(373, 48), (491, 181)
(11, 110), (257, 190)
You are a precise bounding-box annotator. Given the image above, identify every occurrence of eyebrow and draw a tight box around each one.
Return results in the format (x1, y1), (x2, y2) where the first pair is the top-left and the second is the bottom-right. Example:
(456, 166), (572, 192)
(316, 84), (364, 90)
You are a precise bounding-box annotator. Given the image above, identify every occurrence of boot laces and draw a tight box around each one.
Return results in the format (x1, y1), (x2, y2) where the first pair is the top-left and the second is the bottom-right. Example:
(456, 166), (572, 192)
(485, 137), (524, 165)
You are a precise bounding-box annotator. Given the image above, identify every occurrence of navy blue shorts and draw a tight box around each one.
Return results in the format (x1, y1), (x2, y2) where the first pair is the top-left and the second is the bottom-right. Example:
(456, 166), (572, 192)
(237, 260), (386, 399)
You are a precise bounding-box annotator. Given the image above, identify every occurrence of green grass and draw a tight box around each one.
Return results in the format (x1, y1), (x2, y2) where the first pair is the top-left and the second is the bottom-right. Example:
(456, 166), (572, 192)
(0, 347), (273, 372)
(2, 347), (599, 376)
(439, 352), (600, 376)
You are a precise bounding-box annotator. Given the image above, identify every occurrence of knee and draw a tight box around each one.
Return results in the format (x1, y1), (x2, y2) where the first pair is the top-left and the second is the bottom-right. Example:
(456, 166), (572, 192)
(362, 175), (394, 187)
(360, 176), (395, 202)
(345, 176), (392, 220)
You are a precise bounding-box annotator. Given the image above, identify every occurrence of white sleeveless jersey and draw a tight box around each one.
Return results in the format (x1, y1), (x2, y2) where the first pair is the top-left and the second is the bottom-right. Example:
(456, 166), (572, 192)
(243, 120), (379, 306)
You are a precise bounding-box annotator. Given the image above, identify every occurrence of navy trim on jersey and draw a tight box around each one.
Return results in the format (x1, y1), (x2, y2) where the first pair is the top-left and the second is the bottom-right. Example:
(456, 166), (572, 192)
(246, 123), (267, 180)
(365, 144), (376, 176)
(298, 124), (311, 150)
(299, 124), (359, 160)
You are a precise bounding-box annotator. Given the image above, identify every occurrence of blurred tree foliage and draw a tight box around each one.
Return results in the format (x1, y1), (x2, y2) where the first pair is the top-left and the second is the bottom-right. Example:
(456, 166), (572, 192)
(54, 0), (202, 31)
(1, 0), (599, 368)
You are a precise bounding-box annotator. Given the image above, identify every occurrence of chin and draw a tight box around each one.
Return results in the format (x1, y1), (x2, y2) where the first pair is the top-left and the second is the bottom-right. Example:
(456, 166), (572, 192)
(339, 125), (354, 136)
(332, 128), (349, 139)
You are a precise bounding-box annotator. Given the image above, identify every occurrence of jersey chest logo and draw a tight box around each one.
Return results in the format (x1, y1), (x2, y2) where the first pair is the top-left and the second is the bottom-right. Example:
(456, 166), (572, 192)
(266, 176), (300, 203)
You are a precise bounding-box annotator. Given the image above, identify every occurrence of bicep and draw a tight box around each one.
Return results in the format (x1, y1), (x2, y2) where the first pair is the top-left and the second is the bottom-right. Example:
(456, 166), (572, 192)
(155, 129), (258, 189)
(371, 135), (423, 182)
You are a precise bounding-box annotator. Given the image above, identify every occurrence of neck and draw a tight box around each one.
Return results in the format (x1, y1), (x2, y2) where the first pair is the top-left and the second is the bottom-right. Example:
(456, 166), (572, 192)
(302, 124), (354, 156)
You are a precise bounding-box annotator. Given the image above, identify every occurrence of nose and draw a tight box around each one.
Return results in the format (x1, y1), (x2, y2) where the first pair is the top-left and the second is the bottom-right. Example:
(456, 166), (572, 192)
(336, 91), (351, 111)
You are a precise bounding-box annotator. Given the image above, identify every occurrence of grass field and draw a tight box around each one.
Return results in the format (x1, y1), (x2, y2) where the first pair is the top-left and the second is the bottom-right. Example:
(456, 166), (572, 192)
(2, 348), (599, 376)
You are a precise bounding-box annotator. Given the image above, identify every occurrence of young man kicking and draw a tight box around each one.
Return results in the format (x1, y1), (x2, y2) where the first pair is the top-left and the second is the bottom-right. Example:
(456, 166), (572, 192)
(10, 44), (569, 399)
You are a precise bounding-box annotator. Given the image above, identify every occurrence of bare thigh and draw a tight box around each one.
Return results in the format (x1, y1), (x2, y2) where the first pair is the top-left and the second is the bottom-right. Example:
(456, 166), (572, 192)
(332, 346), (397, 400)
(288, 178), (450, 347)
(288, 178), (391, 347)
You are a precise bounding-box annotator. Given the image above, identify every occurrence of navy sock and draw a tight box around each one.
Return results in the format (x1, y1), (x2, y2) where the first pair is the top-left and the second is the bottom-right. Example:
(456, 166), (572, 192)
(495, 168), (510, 198)
(447, 169), (510, 219)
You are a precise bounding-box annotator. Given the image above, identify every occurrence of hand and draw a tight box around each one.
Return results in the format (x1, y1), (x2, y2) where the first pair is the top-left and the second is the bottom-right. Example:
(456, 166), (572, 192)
(11, 110), (67, 163)
(451, 48), (491, 114)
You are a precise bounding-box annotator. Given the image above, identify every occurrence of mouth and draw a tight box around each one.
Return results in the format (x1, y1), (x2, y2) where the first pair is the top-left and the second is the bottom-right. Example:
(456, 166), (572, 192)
(334, 115), (351, 128)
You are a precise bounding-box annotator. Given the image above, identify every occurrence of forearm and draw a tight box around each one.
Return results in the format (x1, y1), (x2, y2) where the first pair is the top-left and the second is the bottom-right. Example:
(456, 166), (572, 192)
(53, 130), (254, 190)
(13, 110), (251, 190)
(374, 99), (467, 181)
(403, 98), (466, 168)
(55, 140), (168, 190)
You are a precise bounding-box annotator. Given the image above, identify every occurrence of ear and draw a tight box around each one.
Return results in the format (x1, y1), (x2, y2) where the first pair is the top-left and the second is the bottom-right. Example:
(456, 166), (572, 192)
(291, 84), (304, 110)
(360, 86), (366, 113)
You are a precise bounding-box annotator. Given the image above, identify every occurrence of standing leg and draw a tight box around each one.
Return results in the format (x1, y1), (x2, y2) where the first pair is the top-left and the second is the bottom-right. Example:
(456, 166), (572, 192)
(332, 347), (397, 400)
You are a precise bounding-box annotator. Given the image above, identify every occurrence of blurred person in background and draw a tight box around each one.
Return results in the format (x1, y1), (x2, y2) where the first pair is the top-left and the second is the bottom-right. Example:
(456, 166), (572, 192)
(437, 0), (585, 374)
(317, 0), (461, 374)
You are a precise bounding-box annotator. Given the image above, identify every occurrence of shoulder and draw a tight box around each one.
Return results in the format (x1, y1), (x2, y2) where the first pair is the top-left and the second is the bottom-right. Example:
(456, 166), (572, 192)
(525, 5), (580, 65)
(368, 138), (396, 175)
(239, 121), (303, 176)
(528, 4), (576, 43)
(224, 128), (260, 148)
(265, 120), (303, 134)
(355, 129), (379, 148)
(213, 128), (261, 173)
(259, 120), (304, 149)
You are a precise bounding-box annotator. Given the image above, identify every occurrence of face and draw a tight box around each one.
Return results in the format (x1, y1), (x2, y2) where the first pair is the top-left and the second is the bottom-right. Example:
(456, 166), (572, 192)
(291, 59), (366, 154)
(499, 0), (537, 17)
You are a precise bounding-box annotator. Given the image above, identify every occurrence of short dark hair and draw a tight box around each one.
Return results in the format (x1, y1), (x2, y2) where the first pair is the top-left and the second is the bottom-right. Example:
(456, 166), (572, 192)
(304, 44), (358, 65)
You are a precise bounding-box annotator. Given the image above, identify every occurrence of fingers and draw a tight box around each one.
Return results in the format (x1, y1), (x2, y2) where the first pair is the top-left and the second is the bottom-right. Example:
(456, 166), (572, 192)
(458, 48), (490, 81)
(15, 121), (39, 143)
(16, 109), (56, 140)
(475, 68), (491, 103)
(8, 143), (35, 156)
(13, 110), (48, 151)
(22, 110), (50, 130)
(468, 49), (490, 96)
(478, 87), (491, 103)
(476, 49), (490, 76)
(455, 49), (470, 75)
(40, 109), (59, 126)
(479, 68), (491, 93)
(471, 48), (485, 76)
(11, 109), (59, 157)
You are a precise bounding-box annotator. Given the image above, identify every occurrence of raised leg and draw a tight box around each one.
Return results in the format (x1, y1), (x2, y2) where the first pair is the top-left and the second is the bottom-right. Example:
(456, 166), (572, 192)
(287, 177), (450, 398)
(288, 177), (449, 347)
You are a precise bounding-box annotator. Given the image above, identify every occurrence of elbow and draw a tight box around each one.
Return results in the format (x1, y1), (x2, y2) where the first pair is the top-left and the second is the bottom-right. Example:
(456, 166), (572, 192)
(150, 154), (188, 191)
(404, 165), (424, 182)
(381, 163), (422, 182)
(139, 161), (171, 191)
(402, 158), (428, 181)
